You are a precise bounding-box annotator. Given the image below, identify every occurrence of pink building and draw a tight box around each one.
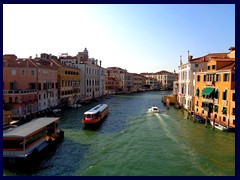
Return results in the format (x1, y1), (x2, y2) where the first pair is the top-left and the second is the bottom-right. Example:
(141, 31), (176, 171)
(3, 55), (38, 120)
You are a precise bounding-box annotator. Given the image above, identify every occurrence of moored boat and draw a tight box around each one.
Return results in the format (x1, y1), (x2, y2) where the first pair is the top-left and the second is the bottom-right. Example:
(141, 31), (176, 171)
(70, 103), (82, 108)
(195, 115), (205, 123)
(82, 104), (109, 126)
(210, 121), (228, 132)
(3, 117), (64, 169)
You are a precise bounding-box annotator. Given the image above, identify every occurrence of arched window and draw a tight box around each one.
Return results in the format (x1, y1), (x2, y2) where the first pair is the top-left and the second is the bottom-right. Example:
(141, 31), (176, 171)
(15, 97), (18, 103)
(9, 97), (12, 104)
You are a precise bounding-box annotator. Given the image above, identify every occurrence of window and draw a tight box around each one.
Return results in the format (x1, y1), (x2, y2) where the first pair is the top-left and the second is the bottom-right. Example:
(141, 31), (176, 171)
(232, 108), (235, 115)
(214, 114), (217, 118)
(212, 65), (216, 70)
(214, 89), (219, 99)
(223, 117), (226, 122)
(222, 90), (227, 100)
(232, 74), (235, 82)
(214, 105), (218, 112)
(208, 66), (210, 70)
(216, 74), (220, 82)
(10, 82), (17, 90)
(21, 69), (25, 76)
(223, 73), (229, 82)
(15, 97), (18, 103)
(232, 93), (235, 101)
(195, 64), (199, 67)
(38, 83), (41, 90)
(197, 75), (200, 82)
(11, 69), (16, 76)
(233, 120), (235, 125)
(196, 101), (199, 106)
(8, 97), (13, 104)
(204, 75), (206, 81)
(222, 107), (227, 114)
(31, 69), (35, 76)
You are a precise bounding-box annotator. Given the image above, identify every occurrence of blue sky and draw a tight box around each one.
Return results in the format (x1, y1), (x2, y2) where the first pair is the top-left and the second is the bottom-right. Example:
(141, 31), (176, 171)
(3, 4), (235, 73)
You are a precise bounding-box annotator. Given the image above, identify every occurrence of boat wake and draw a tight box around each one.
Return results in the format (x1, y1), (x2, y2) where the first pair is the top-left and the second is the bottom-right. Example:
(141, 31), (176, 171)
(154, 113), (178, 143)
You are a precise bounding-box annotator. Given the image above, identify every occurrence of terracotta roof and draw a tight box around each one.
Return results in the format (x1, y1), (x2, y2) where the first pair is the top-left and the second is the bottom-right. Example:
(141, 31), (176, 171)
(189, 53), (229, 63)
(218, 62), (235, 71)
(3, 58), (36, 68)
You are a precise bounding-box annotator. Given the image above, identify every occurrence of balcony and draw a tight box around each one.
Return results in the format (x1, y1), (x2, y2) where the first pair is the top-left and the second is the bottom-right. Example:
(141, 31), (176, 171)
(3, 89), (37, 94)
(205, 81), (215, 86)
(202, 98), (213, 104)
(222, 100), (228, 106)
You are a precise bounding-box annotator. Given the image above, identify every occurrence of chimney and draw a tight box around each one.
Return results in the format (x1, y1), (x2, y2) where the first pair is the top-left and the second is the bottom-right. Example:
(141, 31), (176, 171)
(188, 55), (193, 61)
(29, 56), (32, 59)
(180, 55), (182, 65)
(100, 60), (102, 67)
(36, 54), (38, 58)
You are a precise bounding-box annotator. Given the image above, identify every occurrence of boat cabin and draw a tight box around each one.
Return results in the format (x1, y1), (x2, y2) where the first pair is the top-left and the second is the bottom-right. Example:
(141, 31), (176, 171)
(3, 117), (60, 158)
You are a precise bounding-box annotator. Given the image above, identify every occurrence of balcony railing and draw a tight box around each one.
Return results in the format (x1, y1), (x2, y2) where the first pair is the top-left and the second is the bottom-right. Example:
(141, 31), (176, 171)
(202, 98), (213, 103)
(3, 89), (37, 94)
(205, 81), (215, 86)
(222, 100), (228, 106)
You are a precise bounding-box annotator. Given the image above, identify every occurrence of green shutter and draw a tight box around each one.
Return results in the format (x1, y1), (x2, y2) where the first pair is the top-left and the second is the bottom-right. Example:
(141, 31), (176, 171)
(222, 107), (227, 114)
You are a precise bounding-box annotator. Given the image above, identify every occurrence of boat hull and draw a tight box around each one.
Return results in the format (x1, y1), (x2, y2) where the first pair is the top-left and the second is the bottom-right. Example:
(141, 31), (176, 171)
(195, 115), (205, 123)
(82, 110), (108, 127)
(210, 121), (228, 132)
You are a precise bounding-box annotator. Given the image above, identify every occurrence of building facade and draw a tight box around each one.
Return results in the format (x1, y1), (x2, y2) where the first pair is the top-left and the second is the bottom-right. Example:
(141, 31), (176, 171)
(59, 48), (105, 102)
(194, 57), (235, 129)
(3, 55), (38, 120)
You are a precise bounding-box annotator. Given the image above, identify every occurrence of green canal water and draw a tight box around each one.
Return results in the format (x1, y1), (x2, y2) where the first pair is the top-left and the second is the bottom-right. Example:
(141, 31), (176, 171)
(3, 91), (235, 176)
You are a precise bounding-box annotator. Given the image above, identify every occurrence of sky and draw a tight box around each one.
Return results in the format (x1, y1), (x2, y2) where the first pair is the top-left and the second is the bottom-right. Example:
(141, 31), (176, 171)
(3, 4), (235, 74)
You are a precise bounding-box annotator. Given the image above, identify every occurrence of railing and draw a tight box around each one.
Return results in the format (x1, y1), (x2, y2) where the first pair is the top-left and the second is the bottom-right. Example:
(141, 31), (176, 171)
(205, 81), (215, 86)
(202, 98), (213, 103)
(222, 100), (228, 106)
(3, 89), (37, 94)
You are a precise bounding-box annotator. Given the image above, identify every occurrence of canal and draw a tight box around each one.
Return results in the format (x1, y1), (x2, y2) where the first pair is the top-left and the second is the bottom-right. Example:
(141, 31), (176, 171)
(4, 91), (235, 176)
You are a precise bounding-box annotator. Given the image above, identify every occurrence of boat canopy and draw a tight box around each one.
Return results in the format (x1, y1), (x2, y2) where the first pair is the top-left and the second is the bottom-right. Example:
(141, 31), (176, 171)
(3, 117), (59, 139)
(84, 104), (108, 115)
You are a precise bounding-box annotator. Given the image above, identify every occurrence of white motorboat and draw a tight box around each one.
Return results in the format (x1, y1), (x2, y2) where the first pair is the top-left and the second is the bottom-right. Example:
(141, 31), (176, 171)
(210, 121), (228, 132)
(149, 106), (160, 113)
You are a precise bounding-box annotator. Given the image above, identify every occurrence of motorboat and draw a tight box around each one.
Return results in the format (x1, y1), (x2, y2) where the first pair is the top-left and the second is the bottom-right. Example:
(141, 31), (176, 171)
(149, 106), (160, 113)
(210, 121), (228, 132)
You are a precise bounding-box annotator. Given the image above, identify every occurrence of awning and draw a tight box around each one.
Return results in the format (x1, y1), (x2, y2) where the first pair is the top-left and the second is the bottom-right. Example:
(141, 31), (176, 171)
(202, 87), (214, 96)
(222, 107), (227, 114)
